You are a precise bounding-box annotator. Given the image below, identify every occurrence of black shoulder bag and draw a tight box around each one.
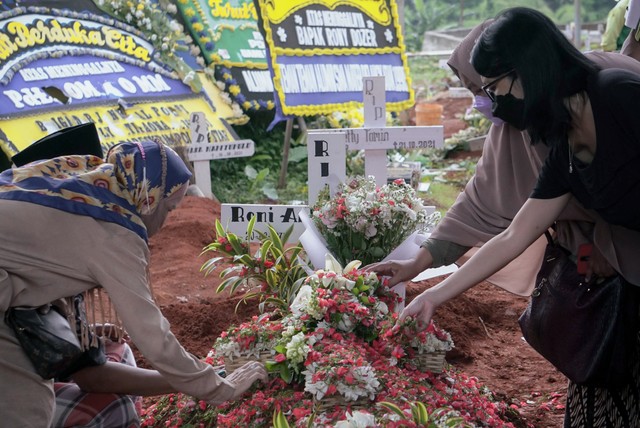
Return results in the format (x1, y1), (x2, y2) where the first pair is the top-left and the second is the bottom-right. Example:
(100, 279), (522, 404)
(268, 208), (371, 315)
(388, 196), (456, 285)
(518, 233), (640, 388)
(5, 294), (107, 380)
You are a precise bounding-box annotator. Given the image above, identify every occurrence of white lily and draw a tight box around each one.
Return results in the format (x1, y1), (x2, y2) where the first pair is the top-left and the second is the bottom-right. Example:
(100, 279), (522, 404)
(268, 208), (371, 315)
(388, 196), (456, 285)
(324, 253), (362, 274)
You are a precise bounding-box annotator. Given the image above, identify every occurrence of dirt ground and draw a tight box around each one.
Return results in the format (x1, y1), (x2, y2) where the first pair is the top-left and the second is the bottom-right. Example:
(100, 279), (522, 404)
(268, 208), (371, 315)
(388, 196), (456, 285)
(142, 96), (567, 427)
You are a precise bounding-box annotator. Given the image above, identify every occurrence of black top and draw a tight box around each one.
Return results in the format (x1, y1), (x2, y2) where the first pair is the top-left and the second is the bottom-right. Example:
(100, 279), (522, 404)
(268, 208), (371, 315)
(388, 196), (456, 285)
(531, 68), (640, 231)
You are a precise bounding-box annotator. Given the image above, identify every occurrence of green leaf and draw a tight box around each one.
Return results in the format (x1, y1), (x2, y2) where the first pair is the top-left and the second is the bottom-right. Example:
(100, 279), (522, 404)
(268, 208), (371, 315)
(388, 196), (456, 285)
(200, 256), (224, 275)
(214, 219), (226, 240)
(272, 410), (290, 428)
(256, 167), (270, 182)
(288, 145), (308, 163)
(262, 184), (279, 200)
(306, 412), (316, 428)
(227, 234), (246, 255)
(263, 296), (287, 311)
(260, 241), (273, 261)
(280, 225), (295, 246)
(279, 363), (293, 383)
(377, 401), (406, 418)
(368, 246), (386, 259)
(414, 401), (429, 423)
(265, 269), (277, 288)
(268, 225), (284, 251)
(246, 215), (257, 241)
(244, 165), (258, 179)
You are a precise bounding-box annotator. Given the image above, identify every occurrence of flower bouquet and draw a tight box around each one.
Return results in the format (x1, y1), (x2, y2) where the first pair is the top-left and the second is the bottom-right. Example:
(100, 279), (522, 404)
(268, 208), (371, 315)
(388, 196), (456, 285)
(213, 313), (284, 373)
(290, 255), (400, 339)
(380, 316), (455, 373)
(303, 337), (380, 412)
(310, 176), (431, 267)
(300, 176), (438, 311)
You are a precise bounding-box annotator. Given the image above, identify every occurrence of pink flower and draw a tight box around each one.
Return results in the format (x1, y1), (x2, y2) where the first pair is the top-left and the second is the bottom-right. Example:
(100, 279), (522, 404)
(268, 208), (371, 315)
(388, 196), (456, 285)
(391, 345), (406, 359)
(274, 353), (286, 363)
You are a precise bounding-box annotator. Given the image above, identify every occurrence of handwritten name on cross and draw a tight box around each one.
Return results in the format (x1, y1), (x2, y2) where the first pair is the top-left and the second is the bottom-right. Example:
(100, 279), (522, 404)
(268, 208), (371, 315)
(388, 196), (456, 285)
(188, 112), (255, 198)
(307, 77), (444, 204)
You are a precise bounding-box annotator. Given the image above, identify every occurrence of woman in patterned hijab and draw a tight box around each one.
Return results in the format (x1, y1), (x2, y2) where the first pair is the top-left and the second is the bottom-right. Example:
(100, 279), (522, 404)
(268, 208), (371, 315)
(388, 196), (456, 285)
(0, 140), (267, 426)
(0, 140), (191, 241)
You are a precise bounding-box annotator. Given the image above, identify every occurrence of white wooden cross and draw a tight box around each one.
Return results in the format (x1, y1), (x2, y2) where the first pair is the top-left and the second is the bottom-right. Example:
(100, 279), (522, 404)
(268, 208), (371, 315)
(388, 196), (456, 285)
(306, 77), (444, 204)
(187, 112), (255, 198)
(218, 77), (444, 244)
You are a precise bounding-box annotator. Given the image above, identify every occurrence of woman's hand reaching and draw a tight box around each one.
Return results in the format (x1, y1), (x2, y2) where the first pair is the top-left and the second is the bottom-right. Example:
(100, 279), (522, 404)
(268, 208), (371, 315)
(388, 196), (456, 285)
(398, 290), (440, 330)
(363, 247), (434, 287)
(209, 361), (268, 405)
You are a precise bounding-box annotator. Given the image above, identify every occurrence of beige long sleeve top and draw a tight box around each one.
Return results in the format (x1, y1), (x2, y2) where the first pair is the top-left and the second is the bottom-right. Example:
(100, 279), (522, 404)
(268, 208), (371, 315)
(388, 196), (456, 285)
(0, 199), (232, 402)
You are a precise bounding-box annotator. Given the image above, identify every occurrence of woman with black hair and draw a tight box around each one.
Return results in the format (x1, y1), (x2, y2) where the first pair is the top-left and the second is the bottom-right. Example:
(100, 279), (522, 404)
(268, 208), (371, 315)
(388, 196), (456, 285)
(369, 7), (640, 427)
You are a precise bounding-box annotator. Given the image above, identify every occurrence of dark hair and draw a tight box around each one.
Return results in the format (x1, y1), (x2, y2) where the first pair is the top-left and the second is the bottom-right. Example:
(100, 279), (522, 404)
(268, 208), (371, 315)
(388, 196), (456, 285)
(471, 7), (600, 146)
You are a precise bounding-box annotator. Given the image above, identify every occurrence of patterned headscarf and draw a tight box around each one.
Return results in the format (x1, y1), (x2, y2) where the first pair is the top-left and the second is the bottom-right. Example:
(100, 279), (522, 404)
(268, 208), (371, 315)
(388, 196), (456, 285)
(0, 140), (191, 242)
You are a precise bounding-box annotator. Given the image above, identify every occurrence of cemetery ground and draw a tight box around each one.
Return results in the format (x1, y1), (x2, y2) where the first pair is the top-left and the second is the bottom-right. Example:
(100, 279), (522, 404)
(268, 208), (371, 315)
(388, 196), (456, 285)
(144, 195), (566, 427)
(138, 95), (566, 426)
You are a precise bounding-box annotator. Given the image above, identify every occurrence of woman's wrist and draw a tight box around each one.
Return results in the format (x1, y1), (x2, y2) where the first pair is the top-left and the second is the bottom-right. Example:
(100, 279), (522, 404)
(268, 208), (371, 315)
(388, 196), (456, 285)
(413, 247), (434, 274)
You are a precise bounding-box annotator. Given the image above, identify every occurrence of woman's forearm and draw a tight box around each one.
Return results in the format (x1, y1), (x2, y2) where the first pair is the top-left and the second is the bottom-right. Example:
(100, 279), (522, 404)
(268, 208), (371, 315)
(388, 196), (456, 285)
(70, 362), (178, 396)
(424, 196), (569, 304)
(425, 228), (529, 304)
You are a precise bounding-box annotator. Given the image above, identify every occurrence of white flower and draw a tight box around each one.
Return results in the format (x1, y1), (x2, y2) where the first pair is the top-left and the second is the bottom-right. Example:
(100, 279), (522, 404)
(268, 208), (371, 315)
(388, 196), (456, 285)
(290, 285), (313, 317)
(324, 253), (343, 273)
(337, 314), (354, 332)
(285, 332), (310, 365)
(182, 71), (196, 85)
(364, 223), (377, 238)
(374, 301), (388, 316)
(231, 103), (243, 117)
(334, 411), (377, 428)
(166, 4), (177, 14)
(169, 21), (182, 33)
(343, 260), (362, 273)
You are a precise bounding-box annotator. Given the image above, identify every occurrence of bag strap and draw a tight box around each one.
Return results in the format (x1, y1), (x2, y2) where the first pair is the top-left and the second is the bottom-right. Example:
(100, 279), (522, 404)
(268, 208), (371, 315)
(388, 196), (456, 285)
(544, 230), (554, 245)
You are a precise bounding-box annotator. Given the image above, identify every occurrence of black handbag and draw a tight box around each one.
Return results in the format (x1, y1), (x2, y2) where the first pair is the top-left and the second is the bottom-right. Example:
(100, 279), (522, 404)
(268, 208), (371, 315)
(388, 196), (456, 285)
(5, 294), (106, 380)
(518, 233), (640, 387)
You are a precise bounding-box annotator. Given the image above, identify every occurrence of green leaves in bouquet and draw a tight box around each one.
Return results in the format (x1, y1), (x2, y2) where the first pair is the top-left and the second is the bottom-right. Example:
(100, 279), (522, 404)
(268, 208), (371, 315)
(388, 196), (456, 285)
(264, 348), (294, 384)
(273, 409), (316, 428)
(378, 400), (469, 427)
(200, 216), (308, 313)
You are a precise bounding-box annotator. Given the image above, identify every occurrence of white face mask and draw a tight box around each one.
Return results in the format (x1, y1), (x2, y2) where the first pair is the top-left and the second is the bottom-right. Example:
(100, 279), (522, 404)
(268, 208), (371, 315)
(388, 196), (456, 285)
(141, 183), (188, 237)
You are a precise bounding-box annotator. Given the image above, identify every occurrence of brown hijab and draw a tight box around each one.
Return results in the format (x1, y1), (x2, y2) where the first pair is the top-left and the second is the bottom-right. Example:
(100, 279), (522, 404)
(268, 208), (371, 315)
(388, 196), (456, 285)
(431, 22), (640, 295)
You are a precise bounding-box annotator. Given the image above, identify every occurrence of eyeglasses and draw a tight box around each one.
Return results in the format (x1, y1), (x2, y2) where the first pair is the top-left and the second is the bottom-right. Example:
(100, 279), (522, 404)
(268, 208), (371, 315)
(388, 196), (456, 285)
(481, 70), (515, 102)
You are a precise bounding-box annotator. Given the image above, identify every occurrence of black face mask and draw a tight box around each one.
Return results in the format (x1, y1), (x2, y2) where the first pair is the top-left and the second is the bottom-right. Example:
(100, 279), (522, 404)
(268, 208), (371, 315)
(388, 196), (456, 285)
(492, 94), (526, 130)
(491, 79), (526, 130)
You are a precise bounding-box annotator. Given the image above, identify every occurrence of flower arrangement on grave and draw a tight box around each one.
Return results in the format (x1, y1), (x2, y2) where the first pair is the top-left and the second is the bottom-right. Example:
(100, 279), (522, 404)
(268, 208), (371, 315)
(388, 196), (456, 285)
(302, 334), (380, 405)
(311, 176), (432, 266)
(201, 217), (308, 313)
(376, 315), (454, 371)
(213, 313), (284, 371)
(143, 250), (520, 426)
(289, 257), (400, 336)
